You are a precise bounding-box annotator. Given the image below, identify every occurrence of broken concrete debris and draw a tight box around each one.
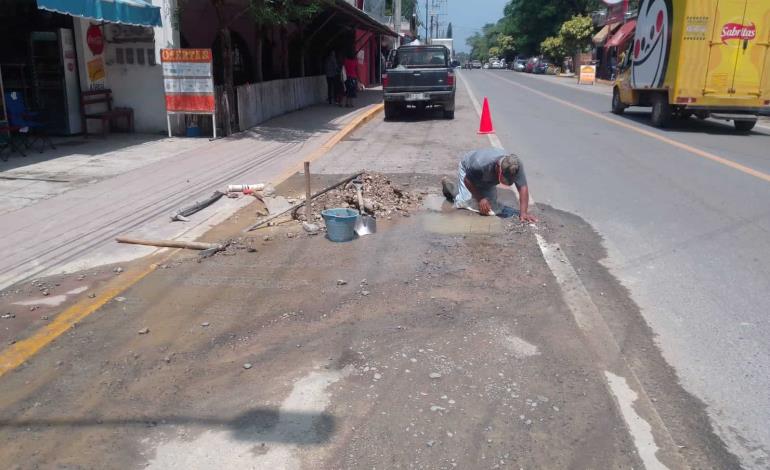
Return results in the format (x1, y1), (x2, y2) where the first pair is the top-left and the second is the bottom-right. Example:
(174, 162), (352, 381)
(137, 328), (150, 335)
(295, 172), (422, 223)
(302, 222), (320, 234)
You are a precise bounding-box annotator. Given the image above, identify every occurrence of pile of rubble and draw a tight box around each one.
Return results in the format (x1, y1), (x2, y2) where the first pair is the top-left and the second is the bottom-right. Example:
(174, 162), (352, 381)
(296, 172), (423, 222)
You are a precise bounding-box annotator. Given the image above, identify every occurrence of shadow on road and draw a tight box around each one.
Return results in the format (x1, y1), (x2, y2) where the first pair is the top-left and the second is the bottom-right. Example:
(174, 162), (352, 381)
(0, 408), (336, 445)
(384, 107), (448, 123)
(618, 111), (765, 136)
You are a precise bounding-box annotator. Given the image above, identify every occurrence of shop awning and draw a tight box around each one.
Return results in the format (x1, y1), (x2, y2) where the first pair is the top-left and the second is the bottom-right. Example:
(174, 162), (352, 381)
(605, 20), (636, 48)
(36, 0), (162, 27)
(592, 23), (620, 46)
(331, 0), (397, 37)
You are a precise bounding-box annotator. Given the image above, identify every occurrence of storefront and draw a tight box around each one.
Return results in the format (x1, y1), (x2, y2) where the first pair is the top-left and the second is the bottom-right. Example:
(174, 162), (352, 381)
(0, 0), (173, 136)
(604, 20), (636, 79)
(0, 1), (81, 134)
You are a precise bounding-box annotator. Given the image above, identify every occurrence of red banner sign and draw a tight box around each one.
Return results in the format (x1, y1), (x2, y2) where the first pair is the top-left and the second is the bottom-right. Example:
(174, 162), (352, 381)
(161, 48), (215, 113)
(86, 25), (104, 55)
(721, 22), (757, 44)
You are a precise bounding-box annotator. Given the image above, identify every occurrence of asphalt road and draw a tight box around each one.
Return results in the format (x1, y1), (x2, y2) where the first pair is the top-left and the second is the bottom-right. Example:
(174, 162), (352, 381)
(461, 69), (770, 468)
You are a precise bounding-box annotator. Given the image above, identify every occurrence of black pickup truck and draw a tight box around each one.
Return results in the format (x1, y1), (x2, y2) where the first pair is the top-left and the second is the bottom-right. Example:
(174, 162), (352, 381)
(382, 45), (456, 120)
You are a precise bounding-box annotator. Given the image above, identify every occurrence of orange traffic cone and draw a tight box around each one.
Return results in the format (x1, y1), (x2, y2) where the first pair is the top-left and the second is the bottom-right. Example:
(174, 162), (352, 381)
(478, 97), (495, 134)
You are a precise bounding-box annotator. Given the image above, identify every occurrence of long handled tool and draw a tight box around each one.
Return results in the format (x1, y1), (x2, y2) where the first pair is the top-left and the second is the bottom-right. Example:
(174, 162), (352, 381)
(352, 179), (376, 236)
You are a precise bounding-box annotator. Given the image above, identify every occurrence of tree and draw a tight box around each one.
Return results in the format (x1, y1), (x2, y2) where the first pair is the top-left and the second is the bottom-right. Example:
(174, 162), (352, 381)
(488, 46), (501, 59)
(495, 34), (516, 60)
(558, 15), (595, 57)
(466, 22), (501, 62)
(446, 22), (452, 38)
(386, 0), (417, 18)
(540, 36), (567, 62)
(499, 0), (600, 56)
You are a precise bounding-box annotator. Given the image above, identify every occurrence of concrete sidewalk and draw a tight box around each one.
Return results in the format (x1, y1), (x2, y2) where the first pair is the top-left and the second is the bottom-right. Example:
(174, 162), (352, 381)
(0, 91), (382, 290)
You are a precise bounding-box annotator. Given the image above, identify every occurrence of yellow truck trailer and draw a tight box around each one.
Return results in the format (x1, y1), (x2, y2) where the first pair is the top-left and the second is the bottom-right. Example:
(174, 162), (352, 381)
(612, 0), (770, 131)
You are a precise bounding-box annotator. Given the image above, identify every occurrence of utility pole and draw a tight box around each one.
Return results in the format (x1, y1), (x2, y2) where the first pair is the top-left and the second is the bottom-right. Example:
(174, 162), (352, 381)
(393, 0), (401, 46)
(425, 0), (429, 41)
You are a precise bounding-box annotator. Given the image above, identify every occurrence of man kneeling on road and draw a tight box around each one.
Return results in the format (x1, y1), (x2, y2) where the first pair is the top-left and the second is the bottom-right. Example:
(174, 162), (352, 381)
(442, 147), (537, 222)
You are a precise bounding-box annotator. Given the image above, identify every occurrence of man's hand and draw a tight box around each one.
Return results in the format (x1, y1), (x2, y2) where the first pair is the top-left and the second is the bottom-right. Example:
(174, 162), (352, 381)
(478, 198), (492, 215)
(519, 212), (538, 223)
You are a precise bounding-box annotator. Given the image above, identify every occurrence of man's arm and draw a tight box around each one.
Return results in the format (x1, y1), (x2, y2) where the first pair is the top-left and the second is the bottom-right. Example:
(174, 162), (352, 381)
(516, 184), (537, 222)
(464, 176), (492, 215)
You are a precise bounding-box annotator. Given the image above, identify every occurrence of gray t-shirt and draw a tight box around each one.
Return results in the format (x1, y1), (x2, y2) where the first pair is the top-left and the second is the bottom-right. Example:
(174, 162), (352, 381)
(461, 147), (527, 190)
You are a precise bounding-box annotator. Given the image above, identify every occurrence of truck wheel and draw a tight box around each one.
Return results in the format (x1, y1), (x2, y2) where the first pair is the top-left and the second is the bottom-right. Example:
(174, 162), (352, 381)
(443, 109), (455, 119)
(650, 94), (672, 128)
(611, 88), (626, 115)
(734, 120), (756, 132)
(384, 102), (399, 121)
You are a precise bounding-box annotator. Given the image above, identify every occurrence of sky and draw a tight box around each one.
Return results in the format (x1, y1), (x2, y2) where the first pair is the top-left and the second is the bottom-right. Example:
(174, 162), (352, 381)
(445, 0), (510, 53)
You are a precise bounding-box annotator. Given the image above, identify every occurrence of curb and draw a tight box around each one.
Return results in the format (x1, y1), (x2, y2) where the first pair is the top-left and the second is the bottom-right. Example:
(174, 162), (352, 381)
(0, 102), (385, 378)
(273, 103), (384, 185)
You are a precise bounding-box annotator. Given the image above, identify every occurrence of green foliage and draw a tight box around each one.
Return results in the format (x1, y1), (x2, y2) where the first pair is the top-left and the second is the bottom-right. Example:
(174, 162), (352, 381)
(245, 0), (329, 26)
(488, 46), (501, 59)
(558, 15), (594, 55)
(496, 35), (515, 56)
(499, 0), (598, 55)
(385, 0), (418, 19)
(540, 35), (566, 61)
(466, 22), (501, 61)
(446, 22), (452, 39)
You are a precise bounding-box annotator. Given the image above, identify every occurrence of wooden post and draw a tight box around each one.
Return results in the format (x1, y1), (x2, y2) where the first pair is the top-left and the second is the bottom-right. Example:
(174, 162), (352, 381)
(304, 161), (312, 220)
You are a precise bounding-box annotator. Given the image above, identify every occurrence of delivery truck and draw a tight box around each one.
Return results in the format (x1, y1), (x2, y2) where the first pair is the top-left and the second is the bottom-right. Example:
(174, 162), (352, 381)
(612, 0), (770, 131)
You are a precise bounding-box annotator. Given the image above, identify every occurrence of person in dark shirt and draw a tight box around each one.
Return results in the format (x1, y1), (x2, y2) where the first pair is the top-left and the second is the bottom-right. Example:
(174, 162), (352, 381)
(442, 147), (537, 222)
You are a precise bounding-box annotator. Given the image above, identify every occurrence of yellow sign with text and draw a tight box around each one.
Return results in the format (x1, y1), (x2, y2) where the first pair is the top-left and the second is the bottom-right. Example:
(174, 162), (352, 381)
(87, 57), (105, 82)
(578, 65), (596, 85)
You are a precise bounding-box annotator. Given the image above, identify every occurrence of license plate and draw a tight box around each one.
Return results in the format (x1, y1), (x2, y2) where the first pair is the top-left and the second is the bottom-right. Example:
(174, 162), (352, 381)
(406, 93), (427, 101)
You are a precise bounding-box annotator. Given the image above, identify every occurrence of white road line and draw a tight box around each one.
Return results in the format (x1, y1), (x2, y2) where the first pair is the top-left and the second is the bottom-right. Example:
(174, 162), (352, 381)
(606, 371), (668, 470)
(459, 73), (534, 207)
(459, 72), (503, 148)
(461, 69), (682, 467)
(536, 234), (681, 469)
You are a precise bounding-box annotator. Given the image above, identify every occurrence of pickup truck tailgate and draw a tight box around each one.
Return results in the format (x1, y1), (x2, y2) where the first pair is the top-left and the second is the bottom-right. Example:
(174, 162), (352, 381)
(386, 69), (452, 92)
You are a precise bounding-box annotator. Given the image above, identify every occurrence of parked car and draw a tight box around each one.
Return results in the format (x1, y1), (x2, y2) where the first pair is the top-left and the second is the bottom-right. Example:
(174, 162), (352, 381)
(533, 61), (552, 74)
(491, 61), (502, 69)
(512, 59), (527, 72)
(483, 63), (490, 69)
(524, 57), (539, 73)
(382, 45), (456, 120)
(471, 60), (482, 69)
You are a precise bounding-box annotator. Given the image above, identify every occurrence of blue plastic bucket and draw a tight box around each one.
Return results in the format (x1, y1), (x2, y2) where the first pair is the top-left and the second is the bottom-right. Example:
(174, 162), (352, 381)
(321, 208), (358, 242)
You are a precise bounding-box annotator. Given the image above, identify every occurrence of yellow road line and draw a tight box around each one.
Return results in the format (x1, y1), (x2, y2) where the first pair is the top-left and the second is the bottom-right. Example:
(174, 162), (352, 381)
(0, 104), (383, 379)
(486, 72), (770, 184)
(0, 262), (158, 377)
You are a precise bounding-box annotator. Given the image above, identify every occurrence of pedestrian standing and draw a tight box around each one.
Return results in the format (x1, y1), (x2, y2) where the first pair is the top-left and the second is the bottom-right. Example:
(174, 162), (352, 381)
(324, 51), (339, 105)
(343, 52), (359, 108)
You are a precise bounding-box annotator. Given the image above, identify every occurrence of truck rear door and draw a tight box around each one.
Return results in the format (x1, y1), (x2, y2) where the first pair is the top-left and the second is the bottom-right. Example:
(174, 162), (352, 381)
(704, 0), (769, 98)
(731, 0), (770, 97)
(703, 0), (749, 97)
(386, 47), (453, 92)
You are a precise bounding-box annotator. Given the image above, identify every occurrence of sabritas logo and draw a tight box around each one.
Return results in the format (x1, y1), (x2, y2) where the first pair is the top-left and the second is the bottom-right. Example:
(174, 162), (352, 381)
(721, 22), (757, 44)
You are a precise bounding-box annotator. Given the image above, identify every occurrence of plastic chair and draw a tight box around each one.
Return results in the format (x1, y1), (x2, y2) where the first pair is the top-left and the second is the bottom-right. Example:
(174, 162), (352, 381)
(4, 91), (55, 153)
(0, 120), (26, 161)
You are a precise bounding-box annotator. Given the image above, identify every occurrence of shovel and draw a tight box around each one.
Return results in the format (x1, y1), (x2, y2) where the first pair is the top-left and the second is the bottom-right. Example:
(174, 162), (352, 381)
(352, 179), (376, 236)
